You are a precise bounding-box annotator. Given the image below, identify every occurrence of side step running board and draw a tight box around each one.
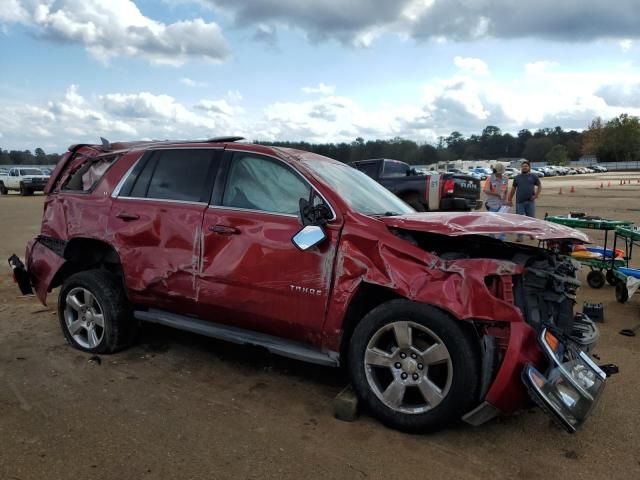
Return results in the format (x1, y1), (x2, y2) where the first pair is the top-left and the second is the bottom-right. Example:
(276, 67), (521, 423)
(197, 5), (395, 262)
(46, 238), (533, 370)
(134, 309), (339, 367)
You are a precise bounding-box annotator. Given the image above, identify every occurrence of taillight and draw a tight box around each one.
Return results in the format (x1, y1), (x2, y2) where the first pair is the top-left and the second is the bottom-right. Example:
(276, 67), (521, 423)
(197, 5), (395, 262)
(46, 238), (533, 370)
(443, 179), (455, 195)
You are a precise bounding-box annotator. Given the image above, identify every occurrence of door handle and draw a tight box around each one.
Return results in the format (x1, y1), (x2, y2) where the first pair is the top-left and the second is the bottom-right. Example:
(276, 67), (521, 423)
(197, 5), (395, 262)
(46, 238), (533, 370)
(209, 225), (240, 235)
(116, 212), (140, 221)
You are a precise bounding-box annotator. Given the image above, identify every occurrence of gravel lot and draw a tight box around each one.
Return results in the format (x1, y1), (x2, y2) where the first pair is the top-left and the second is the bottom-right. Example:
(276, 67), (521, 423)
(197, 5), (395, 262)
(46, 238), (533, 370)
(1, 172), (639, 480)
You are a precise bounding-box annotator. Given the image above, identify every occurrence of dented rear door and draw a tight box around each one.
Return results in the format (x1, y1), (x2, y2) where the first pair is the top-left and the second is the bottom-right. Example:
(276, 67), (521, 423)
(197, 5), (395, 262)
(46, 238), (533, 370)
(106, 148), (221, 315)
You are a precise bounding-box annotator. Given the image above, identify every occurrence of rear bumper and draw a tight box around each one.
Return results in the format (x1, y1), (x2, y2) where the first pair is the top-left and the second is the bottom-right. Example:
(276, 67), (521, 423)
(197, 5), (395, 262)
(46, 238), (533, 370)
(8, 237), (66, 305)
(440, 197), (481, 211)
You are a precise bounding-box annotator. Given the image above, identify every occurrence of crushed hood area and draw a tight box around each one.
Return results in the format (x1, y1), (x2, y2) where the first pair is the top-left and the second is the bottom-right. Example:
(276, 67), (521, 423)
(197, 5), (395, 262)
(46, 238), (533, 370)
(380, 212), (590, 242)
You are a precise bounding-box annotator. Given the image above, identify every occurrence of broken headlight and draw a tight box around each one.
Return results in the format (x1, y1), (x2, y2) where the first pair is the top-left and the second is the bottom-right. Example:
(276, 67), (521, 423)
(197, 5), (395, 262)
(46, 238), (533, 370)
(523, 328), (606, 433)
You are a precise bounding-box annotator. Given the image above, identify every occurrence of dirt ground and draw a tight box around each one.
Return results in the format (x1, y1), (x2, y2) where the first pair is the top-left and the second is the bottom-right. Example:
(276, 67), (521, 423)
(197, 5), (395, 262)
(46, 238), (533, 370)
(1, 173), (639, 480)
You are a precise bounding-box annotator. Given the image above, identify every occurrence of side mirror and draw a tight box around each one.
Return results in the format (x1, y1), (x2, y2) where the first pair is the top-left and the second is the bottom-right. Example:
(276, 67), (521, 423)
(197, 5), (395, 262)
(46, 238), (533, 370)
(292, 225), (327, 251)
(299, 198), (332, 227)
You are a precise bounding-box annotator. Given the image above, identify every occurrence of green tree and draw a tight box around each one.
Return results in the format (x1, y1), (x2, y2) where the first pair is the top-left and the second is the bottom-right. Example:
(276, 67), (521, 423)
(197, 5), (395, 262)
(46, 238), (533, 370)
(522, 137), (554, 163)
(545, 145), (569, 165)
(602, 114), (640, 162)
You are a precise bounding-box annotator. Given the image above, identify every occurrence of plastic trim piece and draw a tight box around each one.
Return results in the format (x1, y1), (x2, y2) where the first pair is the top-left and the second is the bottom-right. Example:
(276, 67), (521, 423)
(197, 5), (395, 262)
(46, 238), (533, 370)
(134, 309), (340, 367)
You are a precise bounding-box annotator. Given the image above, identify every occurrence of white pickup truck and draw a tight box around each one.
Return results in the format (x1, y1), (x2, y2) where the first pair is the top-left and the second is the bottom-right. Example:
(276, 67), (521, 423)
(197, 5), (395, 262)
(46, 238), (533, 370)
(0, 167), (50, 195)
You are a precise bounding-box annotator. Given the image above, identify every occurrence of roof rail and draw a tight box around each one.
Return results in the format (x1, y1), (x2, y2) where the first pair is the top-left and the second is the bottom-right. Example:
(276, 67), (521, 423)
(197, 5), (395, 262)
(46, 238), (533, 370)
(206, 136), (245, 143)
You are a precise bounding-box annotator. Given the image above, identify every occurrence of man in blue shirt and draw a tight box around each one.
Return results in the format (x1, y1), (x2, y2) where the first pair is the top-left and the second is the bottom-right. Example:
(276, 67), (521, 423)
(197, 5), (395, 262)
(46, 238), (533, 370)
(507, 160), (542, 218)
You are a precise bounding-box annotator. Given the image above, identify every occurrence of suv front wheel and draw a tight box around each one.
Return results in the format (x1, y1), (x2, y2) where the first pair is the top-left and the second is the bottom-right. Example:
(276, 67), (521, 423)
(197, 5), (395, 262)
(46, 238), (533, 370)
(348, 300), (480, 432)
(58, 270), (136, 353)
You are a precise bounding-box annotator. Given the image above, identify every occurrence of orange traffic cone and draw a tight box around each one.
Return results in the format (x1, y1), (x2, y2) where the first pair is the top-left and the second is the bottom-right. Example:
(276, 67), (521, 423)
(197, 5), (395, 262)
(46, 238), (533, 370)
(570, 186), (575, 193)
(558, 187), (563, 195)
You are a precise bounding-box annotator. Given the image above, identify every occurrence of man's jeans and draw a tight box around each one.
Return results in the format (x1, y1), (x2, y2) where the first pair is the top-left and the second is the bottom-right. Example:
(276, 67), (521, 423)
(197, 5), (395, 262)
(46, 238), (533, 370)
(516, 200), (536, 218)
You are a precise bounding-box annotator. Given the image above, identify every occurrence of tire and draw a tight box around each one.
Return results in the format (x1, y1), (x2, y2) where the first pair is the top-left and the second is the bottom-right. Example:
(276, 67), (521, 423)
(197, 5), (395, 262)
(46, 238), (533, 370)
(19, 182), (31, 196)
(615, 282), (629, 303)
(402, 193), (426, 212)
(408, 200), (426, 212)
(58, 269), (136, 354)
(586, 270), (605, 289)
(606, 269), (617, 286)
(347, 299), (480, 433)
(0, 182), (7, 195)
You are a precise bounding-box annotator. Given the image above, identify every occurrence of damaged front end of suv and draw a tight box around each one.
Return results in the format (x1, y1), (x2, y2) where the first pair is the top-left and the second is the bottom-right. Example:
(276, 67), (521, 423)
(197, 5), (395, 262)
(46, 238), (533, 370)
(376, 212), (610, 432)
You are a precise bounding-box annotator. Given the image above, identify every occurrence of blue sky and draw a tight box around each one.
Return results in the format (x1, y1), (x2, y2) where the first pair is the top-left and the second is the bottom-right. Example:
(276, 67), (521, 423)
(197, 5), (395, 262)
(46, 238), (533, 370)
(1, 0), (639, 153)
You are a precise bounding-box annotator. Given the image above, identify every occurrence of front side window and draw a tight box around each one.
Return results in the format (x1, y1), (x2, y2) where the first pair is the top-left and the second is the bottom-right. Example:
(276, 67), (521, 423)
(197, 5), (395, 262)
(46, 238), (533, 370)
(125, 150), (216, 202)
(222, 155), (311, 215)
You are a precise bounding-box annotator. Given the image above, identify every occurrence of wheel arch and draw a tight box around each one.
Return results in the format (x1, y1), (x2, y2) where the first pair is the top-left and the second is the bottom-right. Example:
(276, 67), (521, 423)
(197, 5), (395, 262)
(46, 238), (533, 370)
(51, 237), (126, 292)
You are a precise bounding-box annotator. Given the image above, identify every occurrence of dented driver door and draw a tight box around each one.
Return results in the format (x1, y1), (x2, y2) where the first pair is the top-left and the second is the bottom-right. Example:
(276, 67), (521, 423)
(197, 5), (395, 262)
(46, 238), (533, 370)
(197, 151), (342, 346)
(106, 148), (221, 315)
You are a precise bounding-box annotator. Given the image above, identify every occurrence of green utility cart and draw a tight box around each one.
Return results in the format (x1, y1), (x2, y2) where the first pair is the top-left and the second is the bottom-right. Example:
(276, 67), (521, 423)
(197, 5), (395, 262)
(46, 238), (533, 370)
(611, 225), (640, 303)
(544, 214), (632, 289)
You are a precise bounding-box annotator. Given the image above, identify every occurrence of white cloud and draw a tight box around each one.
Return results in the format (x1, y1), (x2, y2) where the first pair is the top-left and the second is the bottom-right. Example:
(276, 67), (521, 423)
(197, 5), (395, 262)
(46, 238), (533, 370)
(620, 39), (633, 51)
(197, 0), (640, 46)
(3, 67), (640, 152)
(180, 78), (209, 88)
(525, 60), (558, 75)
(453, 56), (489, 75)
(195, 99), (244, 116)
(0, 0), (229, 65)
(302, 83), (336, 95)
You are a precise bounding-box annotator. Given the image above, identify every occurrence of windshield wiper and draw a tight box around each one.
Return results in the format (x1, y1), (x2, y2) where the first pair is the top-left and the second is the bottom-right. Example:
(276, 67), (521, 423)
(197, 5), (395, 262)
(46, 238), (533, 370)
(371, 211), (400, 217)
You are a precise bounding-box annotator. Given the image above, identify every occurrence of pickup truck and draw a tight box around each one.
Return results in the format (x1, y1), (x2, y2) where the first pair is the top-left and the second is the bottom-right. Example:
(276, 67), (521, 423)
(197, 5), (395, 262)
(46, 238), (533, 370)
(350, 159), (481, 211)
(0, 167), (50, 195)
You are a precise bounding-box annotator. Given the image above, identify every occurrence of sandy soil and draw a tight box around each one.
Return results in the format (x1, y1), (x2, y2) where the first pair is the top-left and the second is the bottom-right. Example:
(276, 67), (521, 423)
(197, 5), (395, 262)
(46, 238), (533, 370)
(1, 173), (639, 480)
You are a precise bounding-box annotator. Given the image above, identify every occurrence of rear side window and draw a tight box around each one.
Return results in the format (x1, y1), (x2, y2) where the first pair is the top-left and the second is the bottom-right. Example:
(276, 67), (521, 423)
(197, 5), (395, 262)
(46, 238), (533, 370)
(353, 162), (379, 179)
(382, 161), (409, 178)
(123, 149), (217, 203)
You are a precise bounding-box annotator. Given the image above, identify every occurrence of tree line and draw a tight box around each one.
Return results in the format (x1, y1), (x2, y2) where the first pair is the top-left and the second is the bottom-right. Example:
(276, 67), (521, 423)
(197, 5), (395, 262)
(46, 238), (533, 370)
(0, 147), (62, 166)
(262, 113), (640, 166)
(3, 113), (638, 166)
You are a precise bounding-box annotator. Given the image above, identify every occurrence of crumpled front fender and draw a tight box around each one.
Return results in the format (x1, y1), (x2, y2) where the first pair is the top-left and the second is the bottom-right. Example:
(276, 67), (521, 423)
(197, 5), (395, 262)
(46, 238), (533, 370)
(25, 238), (66, 305)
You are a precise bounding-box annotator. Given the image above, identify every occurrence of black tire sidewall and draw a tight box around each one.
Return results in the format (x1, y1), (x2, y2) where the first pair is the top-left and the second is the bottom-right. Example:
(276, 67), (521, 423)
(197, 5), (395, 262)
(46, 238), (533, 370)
(58, 270), (132, 354)
(616, 282), (629, 303)
(587, 271), (605, 289)
(347, 299), (480, 433)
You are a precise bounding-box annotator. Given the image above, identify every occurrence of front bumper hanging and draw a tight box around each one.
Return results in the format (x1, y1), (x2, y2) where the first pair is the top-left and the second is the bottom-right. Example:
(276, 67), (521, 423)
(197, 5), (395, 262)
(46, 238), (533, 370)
(523, 328), (607, 433)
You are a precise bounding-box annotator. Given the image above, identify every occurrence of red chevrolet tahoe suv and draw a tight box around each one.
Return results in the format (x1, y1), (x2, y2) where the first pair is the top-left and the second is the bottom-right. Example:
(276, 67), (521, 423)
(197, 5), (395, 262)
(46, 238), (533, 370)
(9, 137), (609, 433)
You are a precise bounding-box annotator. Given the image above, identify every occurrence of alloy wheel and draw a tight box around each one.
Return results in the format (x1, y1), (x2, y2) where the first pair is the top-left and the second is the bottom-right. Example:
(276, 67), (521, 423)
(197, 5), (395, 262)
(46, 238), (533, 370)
(64, 287), (105, 349)
(364, 321), (453, 414)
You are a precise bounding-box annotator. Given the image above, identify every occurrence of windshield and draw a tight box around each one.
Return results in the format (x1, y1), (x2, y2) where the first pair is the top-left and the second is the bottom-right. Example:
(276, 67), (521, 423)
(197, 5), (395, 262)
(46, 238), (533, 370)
(20, 168), (43, 176)
(302, 160), (414, 216)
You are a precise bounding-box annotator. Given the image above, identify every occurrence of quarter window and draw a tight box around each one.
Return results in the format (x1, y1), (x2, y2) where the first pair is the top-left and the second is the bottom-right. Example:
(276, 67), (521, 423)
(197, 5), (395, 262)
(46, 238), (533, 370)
(222, 155), (311, 215)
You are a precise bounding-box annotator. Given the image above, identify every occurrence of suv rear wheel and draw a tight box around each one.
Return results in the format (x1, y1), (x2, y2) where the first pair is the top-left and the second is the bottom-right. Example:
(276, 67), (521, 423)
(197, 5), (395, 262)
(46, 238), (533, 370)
(348, 300), (480, 432)
(0, 182), (7, 195)
(58, 270), (136, 353)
